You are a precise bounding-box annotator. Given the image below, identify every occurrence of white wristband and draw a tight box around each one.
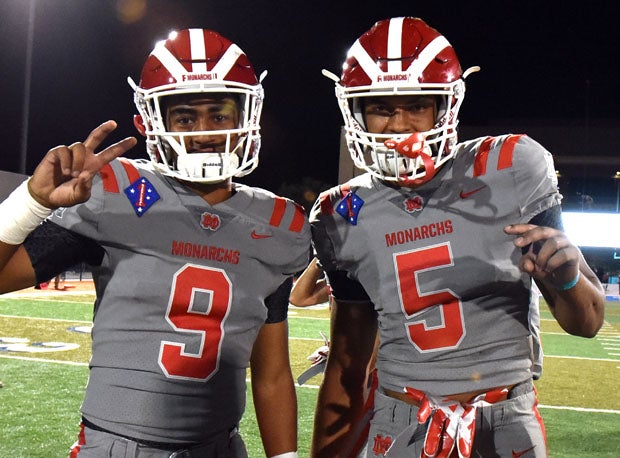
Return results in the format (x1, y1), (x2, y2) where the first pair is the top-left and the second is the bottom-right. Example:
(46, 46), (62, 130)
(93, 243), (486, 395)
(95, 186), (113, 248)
(269, 453), (298, 458)
(0, 179), (53, 245)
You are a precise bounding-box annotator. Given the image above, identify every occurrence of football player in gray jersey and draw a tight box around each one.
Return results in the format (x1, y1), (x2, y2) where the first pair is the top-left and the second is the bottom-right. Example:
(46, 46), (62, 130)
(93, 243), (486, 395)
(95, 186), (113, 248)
(310, 17), (605, 458)
(0, 29), (309, 458)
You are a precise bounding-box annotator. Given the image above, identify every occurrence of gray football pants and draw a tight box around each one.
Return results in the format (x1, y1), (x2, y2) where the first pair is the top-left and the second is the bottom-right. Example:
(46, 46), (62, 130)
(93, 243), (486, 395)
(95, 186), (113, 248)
(360, 380), (547, 457)
(70, 424), (248, 458)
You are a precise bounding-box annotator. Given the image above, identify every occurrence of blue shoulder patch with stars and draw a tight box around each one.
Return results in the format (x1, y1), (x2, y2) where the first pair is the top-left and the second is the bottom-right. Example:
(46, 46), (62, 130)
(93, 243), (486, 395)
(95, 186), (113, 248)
(336, 191), (364, 225)
(124, 177), (160, 217)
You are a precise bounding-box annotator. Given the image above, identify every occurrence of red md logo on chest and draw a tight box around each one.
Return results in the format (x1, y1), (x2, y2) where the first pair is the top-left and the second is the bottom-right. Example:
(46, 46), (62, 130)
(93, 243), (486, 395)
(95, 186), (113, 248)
(200, 212), (221, 231)
(372, 434), (393, 456)
(403, 195), (424, 213)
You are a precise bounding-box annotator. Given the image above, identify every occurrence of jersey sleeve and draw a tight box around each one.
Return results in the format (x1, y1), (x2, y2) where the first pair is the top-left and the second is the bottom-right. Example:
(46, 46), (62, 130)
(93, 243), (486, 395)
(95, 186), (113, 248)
(508, 135), (562, 221)
(242, 186), (313, 314)
(324, 270), (371, 302)
(529, 204), (563, 230)
(243, 186), (312, 276)
(264, 276), (293, 323)
(310, 186), (370, 302)
(309, 188), (341, 274)
(523, 204), (563, 255)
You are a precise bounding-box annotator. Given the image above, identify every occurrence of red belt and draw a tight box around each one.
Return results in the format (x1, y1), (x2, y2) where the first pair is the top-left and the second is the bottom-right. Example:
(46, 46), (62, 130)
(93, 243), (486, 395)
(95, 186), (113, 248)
(383, 380), (532, 458)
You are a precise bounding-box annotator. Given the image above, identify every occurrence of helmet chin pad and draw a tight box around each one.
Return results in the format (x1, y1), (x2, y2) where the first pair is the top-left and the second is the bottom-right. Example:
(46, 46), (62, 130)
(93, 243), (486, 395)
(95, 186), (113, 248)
(176, 153), (240, 183)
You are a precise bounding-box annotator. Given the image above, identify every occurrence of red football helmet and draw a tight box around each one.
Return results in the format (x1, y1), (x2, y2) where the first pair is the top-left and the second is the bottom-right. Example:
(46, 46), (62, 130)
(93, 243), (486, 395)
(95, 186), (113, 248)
(128, 29), (265, 183)
(326, 17), (479, 184)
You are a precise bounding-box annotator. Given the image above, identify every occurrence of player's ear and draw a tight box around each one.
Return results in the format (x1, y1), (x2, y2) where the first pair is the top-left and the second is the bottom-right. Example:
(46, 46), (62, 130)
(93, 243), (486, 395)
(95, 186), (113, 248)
(133, 115), (147, 137)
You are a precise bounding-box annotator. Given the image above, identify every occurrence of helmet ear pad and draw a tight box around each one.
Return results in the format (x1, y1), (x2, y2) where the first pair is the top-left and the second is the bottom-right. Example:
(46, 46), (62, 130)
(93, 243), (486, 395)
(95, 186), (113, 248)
(133, 115), (147, 137)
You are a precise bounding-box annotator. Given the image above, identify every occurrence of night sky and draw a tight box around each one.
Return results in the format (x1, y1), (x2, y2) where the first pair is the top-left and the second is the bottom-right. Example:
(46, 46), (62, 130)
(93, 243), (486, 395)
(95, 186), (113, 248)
(1, 0), (618, 197)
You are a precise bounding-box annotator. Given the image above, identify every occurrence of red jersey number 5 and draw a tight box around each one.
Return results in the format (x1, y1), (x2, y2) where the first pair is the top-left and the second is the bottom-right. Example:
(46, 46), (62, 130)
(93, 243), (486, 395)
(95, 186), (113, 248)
(159, 264), (232, 380)
(395, 243), (464, 352)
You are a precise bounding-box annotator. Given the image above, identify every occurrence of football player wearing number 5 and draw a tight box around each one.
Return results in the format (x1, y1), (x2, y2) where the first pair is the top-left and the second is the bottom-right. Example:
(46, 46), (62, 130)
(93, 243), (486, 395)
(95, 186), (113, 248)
(0, 29), (308, 458)
(310, 17), (604, 458)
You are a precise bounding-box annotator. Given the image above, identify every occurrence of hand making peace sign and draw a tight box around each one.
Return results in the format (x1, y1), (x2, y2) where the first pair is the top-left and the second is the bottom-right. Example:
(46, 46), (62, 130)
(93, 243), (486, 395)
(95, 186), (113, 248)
(27, 120), (137, 209)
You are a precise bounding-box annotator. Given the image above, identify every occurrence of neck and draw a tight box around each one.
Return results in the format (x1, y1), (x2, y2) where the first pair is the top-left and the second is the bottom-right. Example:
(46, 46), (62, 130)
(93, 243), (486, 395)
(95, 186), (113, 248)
(179, 179), (234, 205)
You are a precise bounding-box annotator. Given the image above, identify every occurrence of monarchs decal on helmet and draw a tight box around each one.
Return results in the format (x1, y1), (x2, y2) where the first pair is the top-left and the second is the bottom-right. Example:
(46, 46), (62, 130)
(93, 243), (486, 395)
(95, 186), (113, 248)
(341, 17), (462, 88)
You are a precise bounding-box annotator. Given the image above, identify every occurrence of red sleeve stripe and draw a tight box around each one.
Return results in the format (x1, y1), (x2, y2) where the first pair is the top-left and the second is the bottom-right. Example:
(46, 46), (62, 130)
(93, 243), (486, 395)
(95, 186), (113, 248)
(269, 198), (306, 233)
(319, 192), (334, 215)
(99, 159), (142, 193)
(269, 197), (288, 228)
(498, 134), (524, 170)
(318, 184), (352, 216)
(119, 158), (141, 183)
(288, 203), (306, 233)
(473, 136), (495, 177)
(99, 164), (119, 193)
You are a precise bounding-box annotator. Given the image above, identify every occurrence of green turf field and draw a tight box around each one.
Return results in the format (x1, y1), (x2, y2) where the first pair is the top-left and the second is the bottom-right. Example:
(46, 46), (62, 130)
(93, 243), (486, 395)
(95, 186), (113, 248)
(1, 288), (619, 457)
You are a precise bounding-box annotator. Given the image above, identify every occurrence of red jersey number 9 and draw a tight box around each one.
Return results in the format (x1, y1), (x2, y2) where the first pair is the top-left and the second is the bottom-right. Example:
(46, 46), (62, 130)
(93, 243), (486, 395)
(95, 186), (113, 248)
(159, 264), (232, 380)
(395, 243), (465, 352)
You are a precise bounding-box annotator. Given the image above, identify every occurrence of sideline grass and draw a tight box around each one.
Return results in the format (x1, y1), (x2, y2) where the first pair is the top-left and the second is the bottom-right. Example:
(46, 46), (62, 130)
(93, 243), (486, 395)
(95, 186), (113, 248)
(1, 293), (619, 457)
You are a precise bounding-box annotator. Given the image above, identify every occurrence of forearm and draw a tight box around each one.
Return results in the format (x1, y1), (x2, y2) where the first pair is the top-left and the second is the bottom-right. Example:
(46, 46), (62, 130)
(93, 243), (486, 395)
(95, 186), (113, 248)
(290, 281), (328, 307)
(0, 245), (37, 294)
(311, 299), (377, 456)
(505, 222), (606, 338)
(252, 371), (297, 456)
(0, 241), (20, 273)
(290, 258), (328, 307)
(311, 362), (368, 458)
(251, 320), (298, 457)
(540, 259), (605, 337)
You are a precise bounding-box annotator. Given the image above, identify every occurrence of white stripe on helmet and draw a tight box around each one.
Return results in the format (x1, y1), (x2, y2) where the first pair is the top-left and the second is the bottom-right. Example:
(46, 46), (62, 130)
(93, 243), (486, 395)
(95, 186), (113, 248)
(387, 17), (404, 73)
(189, 28), (207, 73)
(212, 43), (244, 78)
(347, 39), (380, 81)
(151, 41), (187, 83)
(406, 35), (451, 80)
(348, 17), (452, 83)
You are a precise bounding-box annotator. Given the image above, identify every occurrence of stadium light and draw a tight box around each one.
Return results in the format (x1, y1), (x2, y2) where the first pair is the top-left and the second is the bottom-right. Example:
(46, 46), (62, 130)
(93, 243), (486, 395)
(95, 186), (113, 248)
(562, 212), (620, 248)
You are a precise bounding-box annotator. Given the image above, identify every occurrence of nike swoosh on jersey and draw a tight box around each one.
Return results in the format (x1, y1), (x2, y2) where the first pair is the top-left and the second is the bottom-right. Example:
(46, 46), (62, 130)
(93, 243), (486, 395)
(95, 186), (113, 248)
(459, 185), (487, 199)
(512, 445), (536, 458)
(251, 230), (272, 239)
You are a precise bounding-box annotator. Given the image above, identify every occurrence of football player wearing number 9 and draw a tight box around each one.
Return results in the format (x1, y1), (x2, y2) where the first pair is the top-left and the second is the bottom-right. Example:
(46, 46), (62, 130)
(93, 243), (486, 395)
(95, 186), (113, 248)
(0, 29), (309, 458)
(310, 17), (605, 458)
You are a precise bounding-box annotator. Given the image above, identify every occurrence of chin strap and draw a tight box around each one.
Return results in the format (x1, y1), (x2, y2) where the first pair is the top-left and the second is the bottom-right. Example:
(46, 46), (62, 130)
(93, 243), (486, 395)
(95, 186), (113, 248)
(384, 133), (437, 186)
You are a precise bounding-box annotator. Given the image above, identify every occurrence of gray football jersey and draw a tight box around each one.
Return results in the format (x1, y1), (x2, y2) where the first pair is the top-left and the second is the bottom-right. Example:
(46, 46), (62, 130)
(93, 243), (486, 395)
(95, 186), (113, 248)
(48, 158), (310, 443)
(311, 135), (559, 396)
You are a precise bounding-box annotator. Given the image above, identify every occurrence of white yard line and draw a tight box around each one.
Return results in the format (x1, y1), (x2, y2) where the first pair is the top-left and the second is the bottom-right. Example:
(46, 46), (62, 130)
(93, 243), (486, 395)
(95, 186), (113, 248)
(0, 314), (92, 324)
(0, 354), (88, 366)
